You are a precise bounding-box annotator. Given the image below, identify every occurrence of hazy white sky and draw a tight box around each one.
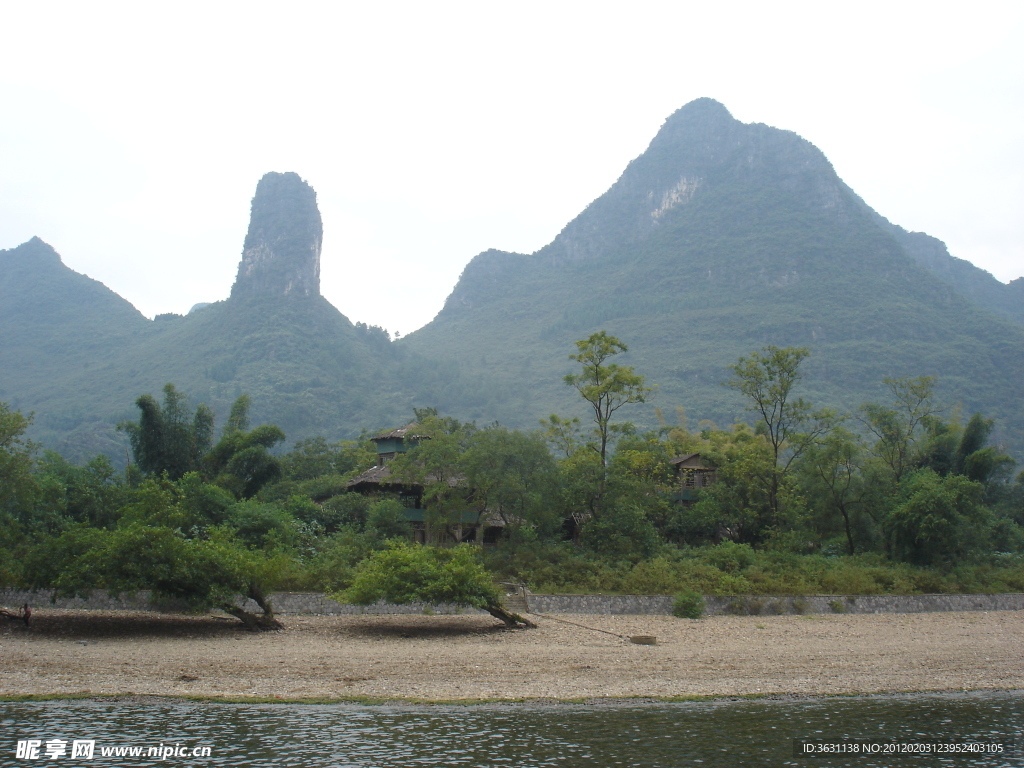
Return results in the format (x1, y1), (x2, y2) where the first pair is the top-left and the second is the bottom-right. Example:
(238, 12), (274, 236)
(2, 1), (1021, 335)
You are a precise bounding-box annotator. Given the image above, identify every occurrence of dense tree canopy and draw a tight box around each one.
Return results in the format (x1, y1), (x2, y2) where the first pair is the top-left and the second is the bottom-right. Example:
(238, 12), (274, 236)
(3, 333), (1022, 633)
(342, 541), (532, 627)
(11, 390), (291, 628)
(118, 383), (214, 480)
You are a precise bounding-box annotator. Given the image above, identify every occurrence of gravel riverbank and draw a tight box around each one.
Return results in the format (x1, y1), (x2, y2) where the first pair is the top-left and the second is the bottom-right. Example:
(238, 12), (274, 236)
(2, 609), (1021, 702)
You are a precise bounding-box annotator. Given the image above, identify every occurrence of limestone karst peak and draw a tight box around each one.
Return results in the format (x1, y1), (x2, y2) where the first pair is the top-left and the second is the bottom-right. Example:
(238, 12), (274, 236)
(230, 171), (322, 299)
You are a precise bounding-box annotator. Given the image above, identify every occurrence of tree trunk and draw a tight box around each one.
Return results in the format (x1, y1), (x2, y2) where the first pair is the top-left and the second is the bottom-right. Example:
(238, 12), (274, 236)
(483, 600), (535, 628)
(219, 588), (282, 631)
(840, 504), (855, 556)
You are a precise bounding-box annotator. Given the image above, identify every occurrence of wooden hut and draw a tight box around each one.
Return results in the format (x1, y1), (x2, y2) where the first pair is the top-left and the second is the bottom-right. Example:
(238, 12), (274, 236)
(669, 452), (718, 503)
(347, 423), (502, 544)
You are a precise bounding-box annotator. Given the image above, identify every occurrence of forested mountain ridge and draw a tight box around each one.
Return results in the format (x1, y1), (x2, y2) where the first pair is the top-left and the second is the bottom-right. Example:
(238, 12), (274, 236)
(1, 102), (1022, 461)
(885, 225), (1024, 327)
(848, 191), (1024, 327)
(0, 173), (538, 461)
(0, 177), (426, 461)
(0, 236), (149, 359)
(404, 99), (1024, 451)
(0, 237), (156, 457)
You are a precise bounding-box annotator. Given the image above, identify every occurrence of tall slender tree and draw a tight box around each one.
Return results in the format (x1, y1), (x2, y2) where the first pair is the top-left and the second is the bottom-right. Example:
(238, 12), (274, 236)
(563, 331), (651, 519)
(727, 346), (834, 527)
(564, 331), (651, 468)
(859, 376), (941, 485)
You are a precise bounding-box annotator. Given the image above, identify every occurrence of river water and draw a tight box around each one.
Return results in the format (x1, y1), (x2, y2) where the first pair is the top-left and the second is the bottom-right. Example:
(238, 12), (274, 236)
(4, 691), (1022, 766)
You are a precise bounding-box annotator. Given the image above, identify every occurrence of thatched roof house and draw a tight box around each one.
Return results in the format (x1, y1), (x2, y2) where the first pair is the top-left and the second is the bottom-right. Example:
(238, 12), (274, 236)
(347, 422), (501, 544)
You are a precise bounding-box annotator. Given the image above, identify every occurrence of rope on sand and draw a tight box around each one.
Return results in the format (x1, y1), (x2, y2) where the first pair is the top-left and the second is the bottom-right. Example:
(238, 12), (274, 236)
(531, 613), (627, 640)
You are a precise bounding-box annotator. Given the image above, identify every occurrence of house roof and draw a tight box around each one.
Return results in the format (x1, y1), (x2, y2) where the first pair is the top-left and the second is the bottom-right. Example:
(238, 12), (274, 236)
(347, 464), (393, 486)
(670, 453), (700, 464)
(347, 463), (463, 489)
(669, 453), (716, 470)
(372, 422), (424, 441)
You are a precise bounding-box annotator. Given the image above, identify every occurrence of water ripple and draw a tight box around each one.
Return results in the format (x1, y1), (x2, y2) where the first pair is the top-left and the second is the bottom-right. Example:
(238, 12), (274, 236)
(3, 691), (1021, 767)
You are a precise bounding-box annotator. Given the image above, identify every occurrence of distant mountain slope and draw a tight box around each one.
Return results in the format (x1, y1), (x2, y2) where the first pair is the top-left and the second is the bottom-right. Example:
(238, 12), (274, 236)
(64, 294), (409, 448)
(0, 237), (148, 363)
(0, 237), (154, 456)
(0, 178), (517, 462)
(2, 107), (1021, 462)
(0, 256), (425, 461)
(864, 212), (1024, 327)
(403, 99), (1024, 452)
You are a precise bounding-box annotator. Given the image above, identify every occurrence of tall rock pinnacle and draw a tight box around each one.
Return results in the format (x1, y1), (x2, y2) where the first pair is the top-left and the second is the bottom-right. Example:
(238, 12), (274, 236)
(230, 172), (322, 299)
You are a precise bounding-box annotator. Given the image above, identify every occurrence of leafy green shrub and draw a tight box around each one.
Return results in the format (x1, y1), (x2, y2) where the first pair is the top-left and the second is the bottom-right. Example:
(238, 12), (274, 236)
(887, 470), (990, 566)
(827, 599), (847, 614)
(300, 526), (377, 592)
(489, 540), (1023, 598)
(700, 541), (757, 573)
(364, 498), (412, 541)
(226, 500), (299, 549)
(909, 568), (955, 593)
(581, 503), (661, 561)
(791, 598), (809, 614)
(672, 590), (705, 619)
(672, 561), (749, 595)
(620, 557), (681, 594)
(340, 541), (530, 627)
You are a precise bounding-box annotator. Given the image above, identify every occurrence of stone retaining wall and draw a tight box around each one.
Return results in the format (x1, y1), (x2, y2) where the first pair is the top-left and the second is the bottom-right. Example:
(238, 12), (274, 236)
(3, 589), (1022, 616)
(527, 594), (675, 615)
(0, 589), (183, 612)
(529, 593), (1024, 616)
(238, 592), (485, 616)
(0, 589), (484, 616)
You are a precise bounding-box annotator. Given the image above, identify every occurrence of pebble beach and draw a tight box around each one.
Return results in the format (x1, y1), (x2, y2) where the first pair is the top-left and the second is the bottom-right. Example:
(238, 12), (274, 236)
(2, 609), (1021, 702)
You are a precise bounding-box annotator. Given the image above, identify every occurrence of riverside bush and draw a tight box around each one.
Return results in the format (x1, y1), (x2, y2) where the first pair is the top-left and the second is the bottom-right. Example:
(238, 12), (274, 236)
(619, 557), (681, 594)
(672, 590), (705, 619)
(484, 542), (1022, 597)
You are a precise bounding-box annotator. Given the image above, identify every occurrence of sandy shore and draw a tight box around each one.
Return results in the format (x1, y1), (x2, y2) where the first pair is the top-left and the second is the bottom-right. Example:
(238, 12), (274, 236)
(1, 609), (1021, 702)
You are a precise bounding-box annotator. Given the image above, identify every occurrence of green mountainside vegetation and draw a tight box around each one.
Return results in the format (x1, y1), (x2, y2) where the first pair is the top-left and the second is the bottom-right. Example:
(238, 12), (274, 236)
(1, 98), (1022, 613)
(0, 201), (521, 464)
(0, 238), (152, 458)
(884, 223), (1024, 327)
(0, 257), (407, 463)
(0, 248), (532, 466)
(2, 99), (1020, 462)
(2, 336), (1021, 619)
(403, 99), (1024, 457)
